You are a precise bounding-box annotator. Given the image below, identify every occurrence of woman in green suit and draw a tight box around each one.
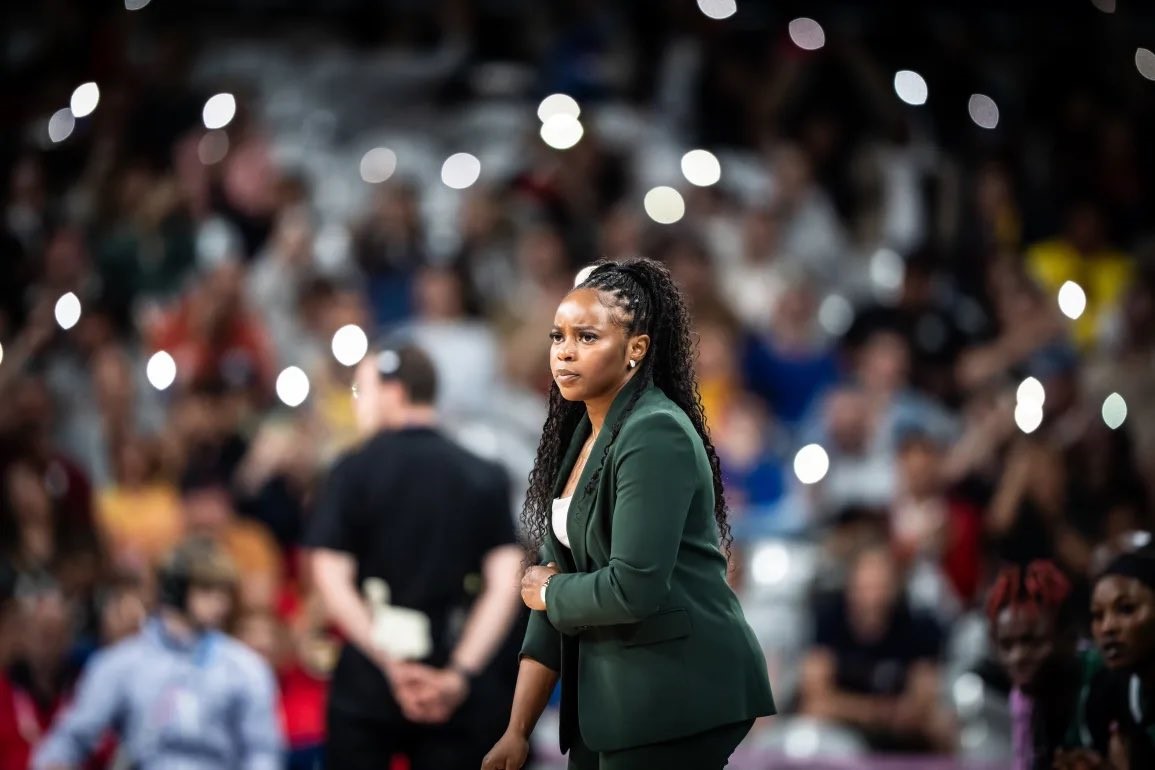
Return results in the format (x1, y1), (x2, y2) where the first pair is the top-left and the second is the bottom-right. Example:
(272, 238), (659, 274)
(482, 258), (775, 770)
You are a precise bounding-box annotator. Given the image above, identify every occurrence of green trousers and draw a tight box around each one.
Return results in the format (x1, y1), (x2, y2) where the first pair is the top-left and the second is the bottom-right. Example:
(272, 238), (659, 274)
(566, 720), (754, 770)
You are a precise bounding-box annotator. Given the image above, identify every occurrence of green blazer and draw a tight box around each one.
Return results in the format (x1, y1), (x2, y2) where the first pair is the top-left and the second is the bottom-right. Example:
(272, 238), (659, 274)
(521, 374), (776, 753)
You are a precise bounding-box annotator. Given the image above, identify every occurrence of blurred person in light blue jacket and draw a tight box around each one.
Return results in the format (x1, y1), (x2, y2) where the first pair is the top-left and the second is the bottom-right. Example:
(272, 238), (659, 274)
(33, 537), (284, 770)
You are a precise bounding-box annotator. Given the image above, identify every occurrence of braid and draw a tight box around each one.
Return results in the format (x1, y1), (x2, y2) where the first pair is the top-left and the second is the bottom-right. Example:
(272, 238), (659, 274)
(986, 560), (1073, 627)
(521, 385), (584, 559)
(519, 257), (733, 559)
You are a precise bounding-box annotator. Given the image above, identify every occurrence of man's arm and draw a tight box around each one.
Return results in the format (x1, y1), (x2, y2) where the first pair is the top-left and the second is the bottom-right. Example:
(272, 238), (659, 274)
(32, 650), (124, 770)
(237, 654), (286, 770)
(798, 648), (894, 732)
(448, 543), (523, 676)
(311, 548), (379, 663)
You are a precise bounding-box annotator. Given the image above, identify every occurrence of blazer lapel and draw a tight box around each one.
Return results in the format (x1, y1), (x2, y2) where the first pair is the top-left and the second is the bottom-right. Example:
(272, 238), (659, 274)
(556, 374), (652, 572)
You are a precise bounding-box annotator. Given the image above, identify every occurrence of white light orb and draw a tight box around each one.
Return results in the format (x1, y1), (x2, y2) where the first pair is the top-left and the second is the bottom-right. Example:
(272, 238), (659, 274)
(441, 153), (481, 190)
(54, 292), (82, 330)
(1014, 401), (1044, 434)
(276, 366), (311, 408)
(70, 82), (100, 118)
(48, 109), (76, 144)
(793, 443), (830, 485)
(968, 94), (1000, 129)
(331, 324), (369, 367)
(1057, 280), (1087, 320)
(643, 186), (685, 225)
(360, 148), (398, 184)
(894, 70), (928, 106)
(540, 115), (584, 150)
(146, 351), (177, 391)
(536, 93), (580, 123)
(1102, 392), (1128, 430)
(787, 18), (825, 51)
(1016, 376), (1046, 408)
(697, 0), (737, 20)
(680, 149), (721, 187)
(202, 93), (237, 130)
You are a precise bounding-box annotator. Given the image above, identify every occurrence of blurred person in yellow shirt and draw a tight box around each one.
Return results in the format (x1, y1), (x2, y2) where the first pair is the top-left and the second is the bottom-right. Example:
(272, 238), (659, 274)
(96, 435), (183, 573)
(1026, 200), (1132, 349)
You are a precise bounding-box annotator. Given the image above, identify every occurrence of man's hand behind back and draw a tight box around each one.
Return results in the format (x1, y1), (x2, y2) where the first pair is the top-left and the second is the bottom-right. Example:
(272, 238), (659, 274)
(386, 661), (470, 724)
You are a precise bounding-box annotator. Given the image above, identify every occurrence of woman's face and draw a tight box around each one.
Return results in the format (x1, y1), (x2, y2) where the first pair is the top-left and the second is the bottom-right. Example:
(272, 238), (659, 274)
(995, 606), (1060, 693)
(550, 288), (647, 403)
(1091, 575), (1155, 670)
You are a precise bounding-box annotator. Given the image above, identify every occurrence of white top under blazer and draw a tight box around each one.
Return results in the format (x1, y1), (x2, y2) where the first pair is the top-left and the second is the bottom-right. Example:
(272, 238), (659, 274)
(552, 496), (572, 549)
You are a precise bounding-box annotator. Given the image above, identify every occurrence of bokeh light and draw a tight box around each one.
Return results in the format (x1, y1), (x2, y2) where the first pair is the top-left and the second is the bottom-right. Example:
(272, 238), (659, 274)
(54, 292), (82, 330)
(146, 351), (178, 391)
(1057, 280), (1087, 320)
(540, 114), (584, 150)
(537, 93), (580, 123)
(331, 324), (369, 367)
(968, 94), (999, 129)
(360, 148), (398, 184)
(750, 543), (790, 586)
(788, 18), (825, 51)
(818, 294), (854, 336)
(1014, 401), (1044, 434)
(681, 149), (721, 187)
(1136, 48), (1155, 81)
(276, 366), (311, 407)
(48, 109), (76, 144)
(793, 444), (830, 485)
(202, 93), (237, 130)
(894, 70), (928, 106)
(124, 0), (152, 9)
(1090, 0), (1115, 13)
(197, 131), (230, 165)
(1102, 392), (1128, 430)
(441, 153), (481, 189)
(1016, 376), (1046, 408)
(869, 248), (904, 292)
(697, 0), (737, 20)
(70, 83), (100, 118)
(643, 186), (685, 225)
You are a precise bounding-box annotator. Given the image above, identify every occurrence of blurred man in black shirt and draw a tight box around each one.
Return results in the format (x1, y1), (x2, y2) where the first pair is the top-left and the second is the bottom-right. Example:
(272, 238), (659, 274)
(307, 344), (523, 770)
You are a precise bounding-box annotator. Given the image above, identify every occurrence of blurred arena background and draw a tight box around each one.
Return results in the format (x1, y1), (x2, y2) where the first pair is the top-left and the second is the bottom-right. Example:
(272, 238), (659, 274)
(2, 0), (1155, 767)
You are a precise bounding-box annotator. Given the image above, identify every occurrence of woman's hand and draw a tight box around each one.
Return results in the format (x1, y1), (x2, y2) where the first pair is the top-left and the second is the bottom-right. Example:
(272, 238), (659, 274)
(481, 729), (530, 770)
(520, 563), (559, 611)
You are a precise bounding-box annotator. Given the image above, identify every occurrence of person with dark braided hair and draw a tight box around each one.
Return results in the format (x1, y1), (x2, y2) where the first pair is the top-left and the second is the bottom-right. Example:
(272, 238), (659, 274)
(482, 258), (775, 770)
(987, 560), (1111, 769)
(1085, 546), (1155, 769)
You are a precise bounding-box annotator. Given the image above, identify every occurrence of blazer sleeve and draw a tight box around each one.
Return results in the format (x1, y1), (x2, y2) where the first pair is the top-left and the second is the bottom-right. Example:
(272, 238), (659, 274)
(545, 411), (696, 633)
(520, 540), (562, 671)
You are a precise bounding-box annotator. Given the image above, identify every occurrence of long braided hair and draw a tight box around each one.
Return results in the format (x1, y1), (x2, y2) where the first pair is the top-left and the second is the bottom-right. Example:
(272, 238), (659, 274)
(520, 257), (732, 559)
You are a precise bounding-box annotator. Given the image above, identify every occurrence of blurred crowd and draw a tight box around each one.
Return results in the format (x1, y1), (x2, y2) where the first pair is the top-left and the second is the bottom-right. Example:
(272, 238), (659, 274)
(2, 0), (1155, 765)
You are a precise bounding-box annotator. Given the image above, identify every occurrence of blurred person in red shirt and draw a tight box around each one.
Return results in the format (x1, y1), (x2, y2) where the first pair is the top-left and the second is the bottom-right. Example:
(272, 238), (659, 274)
(891, 424), (982, 606)
(148, 261), (275, 398)
(236, 609), (328, 770)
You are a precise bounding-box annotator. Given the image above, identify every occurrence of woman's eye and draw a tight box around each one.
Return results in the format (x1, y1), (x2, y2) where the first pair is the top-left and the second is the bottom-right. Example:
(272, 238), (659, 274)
(549, 332), (563, 343)
(580, 333), (598, 343)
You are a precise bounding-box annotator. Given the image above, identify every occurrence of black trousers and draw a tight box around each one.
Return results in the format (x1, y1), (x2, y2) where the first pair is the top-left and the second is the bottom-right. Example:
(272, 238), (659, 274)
(325, 706), (488, 770)
(566, 720), (754, 770)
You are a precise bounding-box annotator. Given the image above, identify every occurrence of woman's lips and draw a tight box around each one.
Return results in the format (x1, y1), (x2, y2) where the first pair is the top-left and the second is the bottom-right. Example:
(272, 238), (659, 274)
(555, 371), (580, 384)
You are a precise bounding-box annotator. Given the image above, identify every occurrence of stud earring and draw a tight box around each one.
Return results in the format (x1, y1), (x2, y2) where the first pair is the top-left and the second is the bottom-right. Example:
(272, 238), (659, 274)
(628, 360), (637, 369)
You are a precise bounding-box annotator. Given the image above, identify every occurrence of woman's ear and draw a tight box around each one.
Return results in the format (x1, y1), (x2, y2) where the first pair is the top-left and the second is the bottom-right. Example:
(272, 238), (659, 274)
(628, 334), (650, 367)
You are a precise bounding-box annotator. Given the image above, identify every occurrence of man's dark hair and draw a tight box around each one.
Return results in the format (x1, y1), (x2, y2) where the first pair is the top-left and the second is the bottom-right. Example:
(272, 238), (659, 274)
(372, 344), (438, 406)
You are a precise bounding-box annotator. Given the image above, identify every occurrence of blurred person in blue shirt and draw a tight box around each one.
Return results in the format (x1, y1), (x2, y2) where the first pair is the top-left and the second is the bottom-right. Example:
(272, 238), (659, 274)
(32, 537), (284, 770)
